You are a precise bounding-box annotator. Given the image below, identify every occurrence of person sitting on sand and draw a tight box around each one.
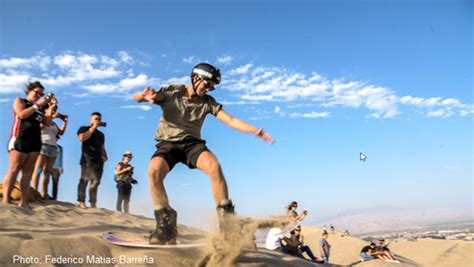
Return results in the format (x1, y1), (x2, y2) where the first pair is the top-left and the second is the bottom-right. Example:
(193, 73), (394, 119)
(115, 151), (138, 214)
(376, 239), (400, 263)
(287, 201), (308, 223)
(360, 242), (382, 261)
(132, 63), (273, 245)
(290, 225), (323, 263)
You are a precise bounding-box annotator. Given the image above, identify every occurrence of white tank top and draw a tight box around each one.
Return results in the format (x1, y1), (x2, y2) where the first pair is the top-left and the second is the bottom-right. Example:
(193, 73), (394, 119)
(41, 123), (59, 145)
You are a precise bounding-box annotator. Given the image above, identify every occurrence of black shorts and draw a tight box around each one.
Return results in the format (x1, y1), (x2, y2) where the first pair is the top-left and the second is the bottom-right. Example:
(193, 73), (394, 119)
(152, 137), (209, 170)
(8, 136), (42, 153)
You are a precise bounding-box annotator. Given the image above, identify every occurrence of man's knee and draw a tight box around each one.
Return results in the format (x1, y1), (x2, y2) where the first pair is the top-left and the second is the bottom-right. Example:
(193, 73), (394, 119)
(199, 153), (221, 175)
(149, 157), (169, 180)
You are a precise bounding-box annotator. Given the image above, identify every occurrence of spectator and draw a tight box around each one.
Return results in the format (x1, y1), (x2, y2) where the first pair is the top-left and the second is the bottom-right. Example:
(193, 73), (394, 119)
(290, 225), (322, 263)
(376, 239), (400, 263)
(319, 232), (331, 263)
(115, 151), (138, 213)
(31, 100), (68, 199)
(77, 112), (107, 209)
(287, 201), (308, 223)
(2, 81), (52, 207)
(360, 242), (384, 262)
(50, 144), (63, 200)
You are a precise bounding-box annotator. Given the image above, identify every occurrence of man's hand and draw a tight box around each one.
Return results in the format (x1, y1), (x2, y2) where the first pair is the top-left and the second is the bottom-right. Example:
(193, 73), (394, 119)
(255, 128), (274, 144)
(142, 86), (157, 103)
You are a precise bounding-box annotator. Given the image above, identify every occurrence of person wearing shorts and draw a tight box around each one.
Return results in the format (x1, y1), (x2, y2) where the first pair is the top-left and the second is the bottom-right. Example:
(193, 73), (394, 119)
(50, 144), (63, 200)
(2, 81), (52, 207)
(31, 99), (68, 198)
(360, 242), (379, 261)
(132, 63), (274, 244)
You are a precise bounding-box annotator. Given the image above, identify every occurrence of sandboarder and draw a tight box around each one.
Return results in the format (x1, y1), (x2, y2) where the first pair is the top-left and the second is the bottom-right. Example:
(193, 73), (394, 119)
(132, 63), (273, 245)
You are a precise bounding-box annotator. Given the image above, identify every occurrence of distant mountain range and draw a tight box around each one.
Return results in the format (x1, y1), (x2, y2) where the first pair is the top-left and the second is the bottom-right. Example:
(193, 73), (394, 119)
(309, 206), (473, 235)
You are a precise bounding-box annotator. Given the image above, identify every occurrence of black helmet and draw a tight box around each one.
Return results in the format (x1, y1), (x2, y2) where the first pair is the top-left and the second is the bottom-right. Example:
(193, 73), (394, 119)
(191, 63), (221, 85)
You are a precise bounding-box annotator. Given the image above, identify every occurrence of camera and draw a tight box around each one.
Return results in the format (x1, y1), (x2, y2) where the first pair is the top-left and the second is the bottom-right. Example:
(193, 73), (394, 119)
(99, 122), (107, 127)
(57, 113), (68, 120)
(44, 92), (55, 102)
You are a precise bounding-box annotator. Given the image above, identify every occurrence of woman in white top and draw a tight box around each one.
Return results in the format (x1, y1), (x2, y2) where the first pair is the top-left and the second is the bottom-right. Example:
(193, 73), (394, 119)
(31, 99), (68, 198)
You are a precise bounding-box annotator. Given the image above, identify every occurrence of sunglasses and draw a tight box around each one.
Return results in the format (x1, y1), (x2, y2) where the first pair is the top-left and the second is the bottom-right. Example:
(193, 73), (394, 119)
(201, 78), (215, 91)
(33, 90), (45, 97)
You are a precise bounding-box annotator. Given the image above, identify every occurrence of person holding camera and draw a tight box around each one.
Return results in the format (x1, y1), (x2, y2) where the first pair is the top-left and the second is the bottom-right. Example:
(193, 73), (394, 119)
(2, 81), (53, 207)
(76, 112), (108, 209)
(287, 201), (309, 223)
(132, 63), (273, 245)
(31, 98), (68, 199)
(114, 151), (138, 214)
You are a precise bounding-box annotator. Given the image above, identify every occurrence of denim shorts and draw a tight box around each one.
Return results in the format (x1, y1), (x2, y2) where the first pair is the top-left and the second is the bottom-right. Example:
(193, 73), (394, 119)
(360, 252), (375, 261)
(40, 144), (58, 157)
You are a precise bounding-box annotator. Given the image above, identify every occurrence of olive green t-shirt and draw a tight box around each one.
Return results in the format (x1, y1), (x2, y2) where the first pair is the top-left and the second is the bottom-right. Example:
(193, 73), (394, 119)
(153, 84), (223, 142)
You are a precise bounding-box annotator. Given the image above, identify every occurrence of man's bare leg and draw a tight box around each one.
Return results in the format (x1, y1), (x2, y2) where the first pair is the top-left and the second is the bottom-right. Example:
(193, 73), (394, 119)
(148, 156), (170, 209)
(196, 151), (229, 206)
(148, 156), (177, 244)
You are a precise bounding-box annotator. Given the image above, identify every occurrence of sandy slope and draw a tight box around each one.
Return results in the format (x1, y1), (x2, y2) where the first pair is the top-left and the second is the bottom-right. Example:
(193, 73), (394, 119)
(0, 201), (471, 267)
(0, 201), (317, 267)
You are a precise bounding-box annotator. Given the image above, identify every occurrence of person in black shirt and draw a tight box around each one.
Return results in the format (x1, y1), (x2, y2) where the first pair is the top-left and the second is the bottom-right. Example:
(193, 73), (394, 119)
(2, 81), (52, 208)
(360, 242), (384, 261)
(77, 112), (108, 209)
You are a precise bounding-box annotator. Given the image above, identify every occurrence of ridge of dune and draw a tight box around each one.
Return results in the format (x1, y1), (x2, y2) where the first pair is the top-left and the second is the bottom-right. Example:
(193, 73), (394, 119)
(1, 201), (472, 267)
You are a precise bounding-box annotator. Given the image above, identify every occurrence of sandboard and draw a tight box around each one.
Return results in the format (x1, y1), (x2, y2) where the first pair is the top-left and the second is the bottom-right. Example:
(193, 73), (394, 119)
(100, 232), (208, 248)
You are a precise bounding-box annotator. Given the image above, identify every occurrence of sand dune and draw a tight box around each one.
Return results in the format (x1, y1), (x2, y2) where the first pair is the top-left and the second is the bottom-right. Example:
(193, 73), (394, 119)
(0, 201), (472, 266)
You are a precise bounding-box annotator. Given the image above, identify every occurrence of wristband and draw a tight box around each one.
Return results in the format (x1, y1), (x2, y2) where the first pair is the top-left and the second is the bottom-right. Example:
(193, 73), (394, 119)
(32, 104), (39, 110)
(255, 128), (263, 136)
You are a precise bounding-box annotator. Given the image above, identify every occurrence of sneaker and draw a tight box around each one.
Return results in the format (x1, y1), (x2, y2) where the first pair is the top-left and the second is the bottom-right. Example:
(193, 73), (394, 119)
(149, 208), (177, 245)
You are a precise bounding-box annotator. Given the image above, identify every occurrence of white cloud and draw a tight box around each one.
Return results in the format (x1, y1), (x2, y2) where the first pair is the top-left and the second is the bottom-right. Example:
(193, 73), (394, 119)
(183, 56), (195, 64)
(217, 55), (234, 64)
(290, 111), (330, 118)
(0, 98), (11, 103)
(0, 73), (31, 93)
(229, 64), (252, 75)
(118, 51), (133, 64)
(427, 109), (454, 118)
(119, 74), (149, 90)
(220, 100), (260, 105)
(122, 105), (152, 111)
(82, 83), (118, 94)
(0, 54), (50, 70)
(222, 63), (471, 119)
(163, 76), (189, 85)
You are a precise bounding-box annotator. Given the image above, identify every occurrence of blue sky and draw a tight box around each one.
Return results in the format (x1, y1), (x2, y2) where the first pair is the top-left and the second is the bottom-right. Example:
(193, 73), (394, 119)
(0, 0), (472, 230)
